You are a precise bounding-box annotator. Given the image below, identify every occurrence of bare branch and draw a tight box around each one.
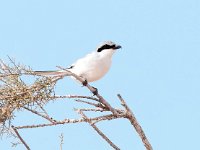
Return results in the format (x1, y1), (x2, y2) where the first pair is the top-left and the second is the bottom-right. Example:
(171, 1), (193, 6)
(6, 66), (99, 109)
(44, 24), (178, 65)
(78, 108), (105, 112)
(35, 101), (49, 116)
(23, 107), (55, 123)
(75, 99), (103, 108)
(0, 60), (153, 150)
(11, 126), (30, 150)
(117, 94), (153, 150)
(15, 113), (125, 130)
(78, 110), (120, 150)
(59, 133), (64, 150)
(56, 66), (117, 115)
(52, 95), (99, 102)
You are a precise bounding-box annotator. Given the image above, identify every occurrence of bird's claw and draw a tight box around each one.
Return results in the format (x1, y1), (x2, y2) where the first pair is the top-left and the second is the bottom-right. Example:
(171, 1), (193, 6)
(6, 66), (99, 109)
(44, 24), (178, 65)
(82, 79), (88, 86)
(92, 86), (98, 95)
(81, 79), (97, 95)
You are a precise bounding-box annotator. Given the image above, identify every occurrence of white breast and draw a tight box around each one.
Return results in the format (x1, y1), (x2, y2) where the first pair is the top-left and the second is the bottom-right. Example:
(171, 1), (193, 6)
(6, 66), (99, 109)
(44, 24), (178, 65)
(70, 51), (113, 82)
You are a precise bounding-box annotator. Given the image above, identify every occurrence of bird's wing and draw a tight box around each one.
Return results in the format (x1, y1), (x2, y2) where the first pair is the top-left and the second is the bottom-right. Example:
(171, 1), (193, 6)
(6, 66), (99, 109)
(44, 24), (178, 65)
(71, 51), (98, 68)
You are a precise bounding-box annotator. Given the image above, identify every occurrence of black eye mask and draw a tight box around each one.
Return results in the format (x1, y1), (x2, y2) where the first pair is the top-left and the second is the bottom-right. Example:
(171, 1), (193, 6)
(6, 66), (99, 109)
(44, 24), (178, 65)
(97, 44), (116, 52)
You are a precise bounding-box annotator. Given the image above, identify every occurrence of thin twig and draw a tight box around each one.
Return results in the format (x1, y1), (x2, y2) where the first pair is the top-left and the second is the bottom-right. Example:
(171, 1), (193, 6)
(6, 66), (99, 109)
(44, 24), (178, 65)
(75, 99), (102, 108)
(78, 110), (120, 150)
(117, 94), (153, 150)
(52, 95), (99, 102)
(15, 114), (124, 130)
(78, 108), (105, 112)
(59, 133), (64, 150)
(35, 101), (49, 116)
(23, 107), (55, 123)
(12, 126), (30, 150)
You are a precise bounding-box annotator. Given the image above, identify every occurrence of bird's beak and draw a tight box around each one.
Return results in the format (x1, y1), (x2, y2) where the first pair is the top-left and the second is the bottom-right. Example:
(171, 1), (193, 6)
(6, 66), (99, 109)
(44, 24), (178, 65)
(114, 45), (122, 50)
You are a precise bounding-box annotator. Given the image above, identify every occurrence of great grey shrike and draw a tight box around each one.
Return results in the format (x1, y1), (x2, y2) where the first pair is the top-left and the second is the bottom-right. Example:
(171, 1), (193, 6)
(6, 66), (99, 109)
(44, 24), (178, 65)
(34, 41), (121, 83)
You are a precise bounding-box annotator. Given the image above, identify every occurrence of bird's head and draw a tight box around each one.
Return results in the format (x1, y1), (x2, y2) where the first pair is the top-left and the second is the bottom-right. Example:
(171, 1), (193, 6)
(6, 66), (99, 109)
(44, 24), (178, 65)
(96, 41), (122, 53)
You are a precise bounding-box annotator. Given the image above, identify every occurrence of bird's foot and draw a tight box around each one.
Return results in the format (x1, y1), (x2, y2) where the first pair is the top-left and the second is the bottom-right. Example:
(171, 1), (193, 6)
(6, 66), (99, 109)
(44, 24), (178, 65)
(82, 79), (88, 86)
(92, 86), (98, 95)
(81, 79), (97, 95)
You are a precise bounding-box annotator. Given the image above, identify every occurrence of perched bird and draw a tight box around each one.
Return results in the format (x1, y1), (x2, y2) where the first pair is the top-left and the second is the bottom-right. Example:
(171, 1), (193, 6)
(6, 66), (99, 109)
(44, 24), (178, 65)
(34, 41), (121, 83)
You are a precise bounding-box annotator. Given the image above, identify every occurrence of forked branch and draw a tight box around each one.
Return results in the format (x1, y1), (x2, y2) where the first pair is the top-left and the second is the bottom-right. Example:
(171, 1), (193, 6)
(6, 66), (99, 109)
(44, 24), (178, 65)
(0, 60), (153, 150)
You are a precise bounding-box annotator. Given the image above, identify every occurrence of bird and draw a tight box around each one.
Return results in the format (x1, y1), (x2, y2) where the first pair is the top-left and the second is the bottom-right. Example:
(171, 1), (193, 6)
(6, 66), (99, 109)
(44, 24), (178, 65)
(34, 41), (121, 83)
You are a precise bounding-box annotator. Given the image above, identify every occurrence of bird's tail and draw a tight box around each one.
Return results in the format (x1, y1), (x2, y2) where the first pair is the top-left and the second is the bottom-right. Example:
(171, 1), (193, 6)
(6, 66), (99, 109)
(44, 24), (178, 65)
(33, 70), (67, 76)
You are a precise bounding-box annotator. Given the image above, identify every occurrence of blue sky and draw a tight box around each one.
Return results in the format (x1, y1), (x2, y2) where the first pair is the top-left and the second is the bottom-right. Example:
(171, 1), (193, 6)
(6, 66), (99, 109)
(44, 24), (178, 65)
(0, 0), (200, 149)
